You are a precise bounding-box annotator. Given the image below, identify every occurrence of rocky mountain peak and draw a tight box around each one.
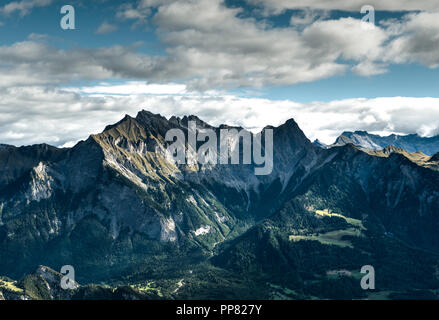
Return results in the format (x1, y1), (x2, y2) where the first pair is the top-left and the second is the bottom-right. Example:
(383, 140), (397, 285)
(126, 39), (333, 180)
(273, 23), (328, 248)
(135, 110), (169, 125)
(430, 152), (439, 162)
(334, 135), (354, 146)
(180, 115), (213, 129)
(273, 118), (313, 148)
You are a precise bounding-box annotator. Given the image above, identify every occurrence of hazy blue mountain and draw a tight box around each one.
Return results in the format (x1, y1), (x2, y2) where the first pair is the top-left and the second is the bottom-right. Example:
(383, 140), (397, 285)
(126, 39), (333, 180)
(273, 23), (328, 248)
(328, 131), (439, 155)
(312, 139), (328, 148)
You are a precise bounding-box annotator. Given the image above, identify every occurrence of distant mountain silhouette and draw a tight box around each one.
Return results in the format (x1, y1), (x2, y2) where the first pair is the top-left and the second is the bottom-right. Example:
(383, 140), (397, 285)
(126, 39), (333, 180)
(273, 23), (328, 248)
(322, 131), (439, 155)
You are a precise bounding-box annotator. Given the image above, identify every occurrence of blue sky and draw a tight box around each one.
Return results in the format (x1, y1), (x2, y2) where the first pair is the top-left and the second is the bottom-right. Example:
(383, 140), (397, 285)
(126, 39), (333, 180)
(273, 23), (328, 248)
(0, 0), (439, 146)
(1, 1), (437, 102)
(0, 1), (166, 53)
(259, 64), (439, 102)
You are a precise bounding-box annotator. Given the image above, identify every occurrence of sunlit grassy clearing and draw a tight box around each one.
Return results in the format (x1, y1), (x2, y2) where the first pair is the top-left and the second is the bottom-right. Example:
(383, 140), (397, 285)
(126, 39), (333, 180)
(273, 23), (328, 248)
(315, 209), (365, 229)
(130, 281), (162, 296)
(289, 228), (363, 248)
(0, 279), (24, 293)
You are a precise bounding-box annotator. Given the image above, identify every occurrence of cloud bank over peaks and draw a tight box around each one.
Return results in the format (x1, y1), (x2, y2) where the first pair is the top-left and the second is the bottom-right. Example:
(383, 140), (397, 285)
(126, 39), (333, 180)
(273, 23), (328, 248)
(1, 83), (439, 148)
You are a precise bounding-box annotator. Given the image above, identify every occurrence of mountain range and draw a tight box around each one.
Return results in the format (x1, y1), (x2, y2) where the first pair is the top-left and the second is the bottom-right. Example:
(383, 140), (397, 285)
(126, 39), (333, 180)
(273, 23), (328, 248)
(1, 110), (438, 300)
(315, 131), (439, 156)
